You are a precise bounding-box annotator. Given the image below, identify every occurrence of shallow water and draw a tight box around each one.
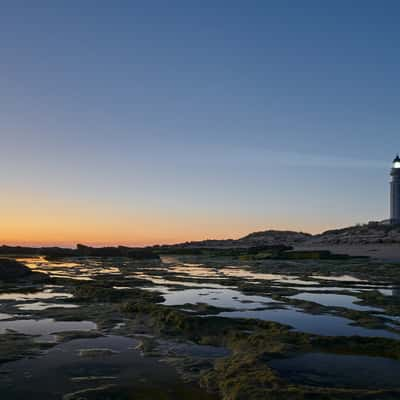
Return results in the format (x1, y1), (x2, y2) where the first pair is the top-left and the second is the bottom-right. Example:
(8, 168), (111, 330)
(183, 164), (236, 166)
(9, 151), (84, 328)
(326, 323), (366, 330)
(379, 287), (400, 296)
(16, 302), (79, 311)
(169, 264), (221, 278)
(285, 285), (361, 292)
(0, 289), (73, 301)
(217, 308), (399, 338)
(311, 274), (365, 282)
(16, 257), (121, 280)
(219, 267), (319, 285)
(0, 313), (13, 321)
(130, 272), (230, 288)
(289, 292), (383, 312)
(270, 352), (400, 389)
(0, 335), (218, 400)
(161, 287), (277, 309)
(0, 318), (97, 338)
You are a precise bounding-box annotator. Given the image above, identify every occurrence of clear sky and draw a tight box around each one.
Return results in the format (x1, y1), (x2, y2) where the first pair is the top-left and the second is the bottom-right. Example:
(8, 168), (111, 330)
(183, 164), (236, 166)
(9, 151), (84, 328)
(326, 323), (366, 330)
(1, 1), (399, 247)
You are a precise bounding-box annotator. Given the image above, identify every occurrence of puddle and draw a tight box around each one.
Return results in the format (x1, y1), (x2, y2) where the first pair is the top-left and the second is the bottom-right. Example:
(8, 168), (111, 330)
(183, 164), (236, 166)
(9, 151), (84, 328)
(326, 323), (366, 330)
(312, 275), (365, 282)
(161, 288), (277, 309)
(113, 286), (133, 290)
(129, 273), (229, 289)
(16, 257), (121, 280)
(289, 293), (383, 312)
(0, 289), (73, 301)
(170, 265), (221, 278)
(270, 352), (400, 389)
(16, 302), (79, 311)
(0, 318), (97, 338)
(285, 286), (361, 292)
(379, 288), (395, 296)
(378, 287), (400, 296)
(217, 308), (399, 338)
(219, 267), (319, 285)
(17, 257), (80, 269)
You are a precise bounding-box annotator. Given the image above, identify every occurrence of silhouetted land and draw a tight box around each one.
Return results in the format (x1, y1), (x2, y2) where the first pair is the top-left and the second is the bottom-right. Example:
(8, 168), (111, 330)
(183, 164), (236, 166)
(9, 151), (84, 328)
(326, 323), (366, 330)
(0, 244), (160, 260)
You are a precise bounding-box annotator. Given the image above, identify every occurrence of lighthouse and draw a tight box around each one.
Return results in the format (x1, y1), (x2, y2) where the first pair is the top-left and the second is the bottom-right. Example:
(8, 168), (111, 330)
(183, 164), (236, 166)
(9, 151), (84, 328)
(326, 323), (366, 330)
(390, 154), (400, 224)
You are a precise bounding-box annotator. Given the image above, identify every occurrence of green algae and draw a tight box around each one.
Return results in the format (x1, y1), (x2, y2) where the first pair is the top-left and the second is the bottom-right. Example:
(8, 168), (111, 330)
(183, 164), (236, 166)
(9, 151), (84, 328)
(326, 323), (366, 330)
(2, 255), (400, 400)
(78, 348), (120, 357)
(119, 295), (400, 399)
(73, 282), (163, 303)
(357, 290), (400, 315)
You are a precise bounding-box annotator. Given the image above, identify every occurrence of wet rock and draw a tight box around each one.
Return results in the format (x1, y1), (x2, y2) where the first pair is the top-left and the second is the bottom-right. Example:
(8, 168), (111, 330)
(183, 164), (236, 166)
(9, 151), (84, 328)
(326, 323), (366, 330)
(0, 259), (48, 283)
(70, 375), (117, 382)
(0, 259), (32, 281)
(55, 331), (104, 342)
(78, 348), (119, 358)
(0, 332), (52, 364)
(63, 384), (117, 400)
(135, 337), (159, 356)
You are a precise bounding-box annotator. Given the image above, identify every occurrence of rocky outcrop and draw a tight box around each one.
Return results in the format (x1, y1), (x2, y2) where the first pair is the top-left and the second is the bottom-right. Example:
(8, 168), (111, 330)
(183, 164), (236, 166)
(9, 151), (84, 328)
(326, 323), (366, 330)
(238, 230), (311, 246)
(307, 223), (400, 245)
(160, 230), (311, 250)
(75, 245), (160, 259)
(164, 224), (400, 249)
(0, 259), (43, 281)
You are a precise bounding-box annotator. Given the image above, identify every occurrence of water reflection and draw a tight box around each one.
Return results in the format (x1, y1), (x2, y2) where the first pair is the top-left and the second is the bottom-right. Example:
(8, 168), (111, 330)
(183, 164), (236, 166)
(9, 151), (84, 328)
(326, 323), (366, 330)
(219, 267), (319, 285)
(312, 275), (365, 282)
(0, 313), (13, 321)
(0, 335), (218, 400)
(161, 288), (278, 309)
(289, 292), (383, 312)
(392, 287), (400, 297)
(170, 264), (221, 278)
(217, 308), (399, 338)
(130, 273), (230, 288)
(270, 353), (400, 389)
(0, 289), (73, 301)
(0, 318), (97, 338)
(16, 302), (79, 311)
(16, 257), (121, 280)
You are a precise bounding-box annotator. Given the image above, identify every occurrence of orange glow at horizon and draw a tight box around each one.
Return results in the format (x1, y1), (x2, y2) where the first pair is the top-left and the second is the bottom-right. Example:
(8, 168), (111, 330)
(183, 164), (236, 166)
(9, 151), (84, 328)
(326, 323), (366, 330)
(1, 189), (336, 248)
(1, 211), (331, 248)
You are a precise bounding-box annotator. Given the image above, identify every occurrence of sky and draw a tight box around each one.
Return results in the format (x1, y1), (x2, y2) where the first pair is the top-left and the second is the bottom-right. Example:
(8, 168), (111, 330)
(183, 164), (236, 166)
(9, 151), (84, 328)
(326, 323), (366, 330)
(1, 1), (400, 247)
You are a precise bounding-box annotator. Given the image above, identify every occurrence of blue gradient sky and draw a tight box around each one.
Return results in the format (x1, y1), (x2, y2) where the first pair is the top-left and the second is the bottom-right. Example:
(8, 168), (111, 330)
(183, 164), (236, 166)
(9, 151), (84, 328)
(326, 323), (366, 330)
(1, 1), (399, 246)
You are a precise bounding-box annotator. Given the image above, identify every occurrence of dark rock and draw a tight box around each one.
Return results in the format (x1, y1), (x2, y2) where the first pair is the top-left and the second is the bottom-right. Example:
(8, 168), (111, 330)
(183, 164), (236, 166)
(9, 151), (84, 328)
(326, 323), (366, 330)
(0, 259), (32, 281)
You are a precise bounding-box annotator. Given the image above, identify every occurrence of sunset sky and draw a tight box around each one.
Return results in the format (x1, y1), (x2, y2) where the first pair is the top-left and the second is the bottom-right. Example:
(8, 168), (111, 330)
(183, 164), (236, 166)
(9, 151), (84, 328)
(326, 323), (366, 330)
(1, 1), (400, 247)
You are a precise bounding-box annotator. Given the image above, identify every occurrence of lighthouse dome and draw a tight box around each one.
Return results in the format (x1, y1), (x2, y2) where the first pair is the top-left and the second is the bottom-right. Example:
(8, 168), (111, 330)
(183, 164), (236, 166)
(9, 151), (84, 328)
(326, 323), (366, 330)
(393, 154), (400, 169)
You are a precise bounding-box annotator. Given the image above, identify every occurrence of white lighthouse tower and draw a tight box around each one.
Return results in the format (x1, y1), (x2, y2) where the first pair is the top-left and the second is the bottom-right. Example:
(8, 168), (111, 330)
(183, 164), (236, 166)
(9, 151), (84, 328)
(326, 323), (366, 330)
(390, 154), (400, 224)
